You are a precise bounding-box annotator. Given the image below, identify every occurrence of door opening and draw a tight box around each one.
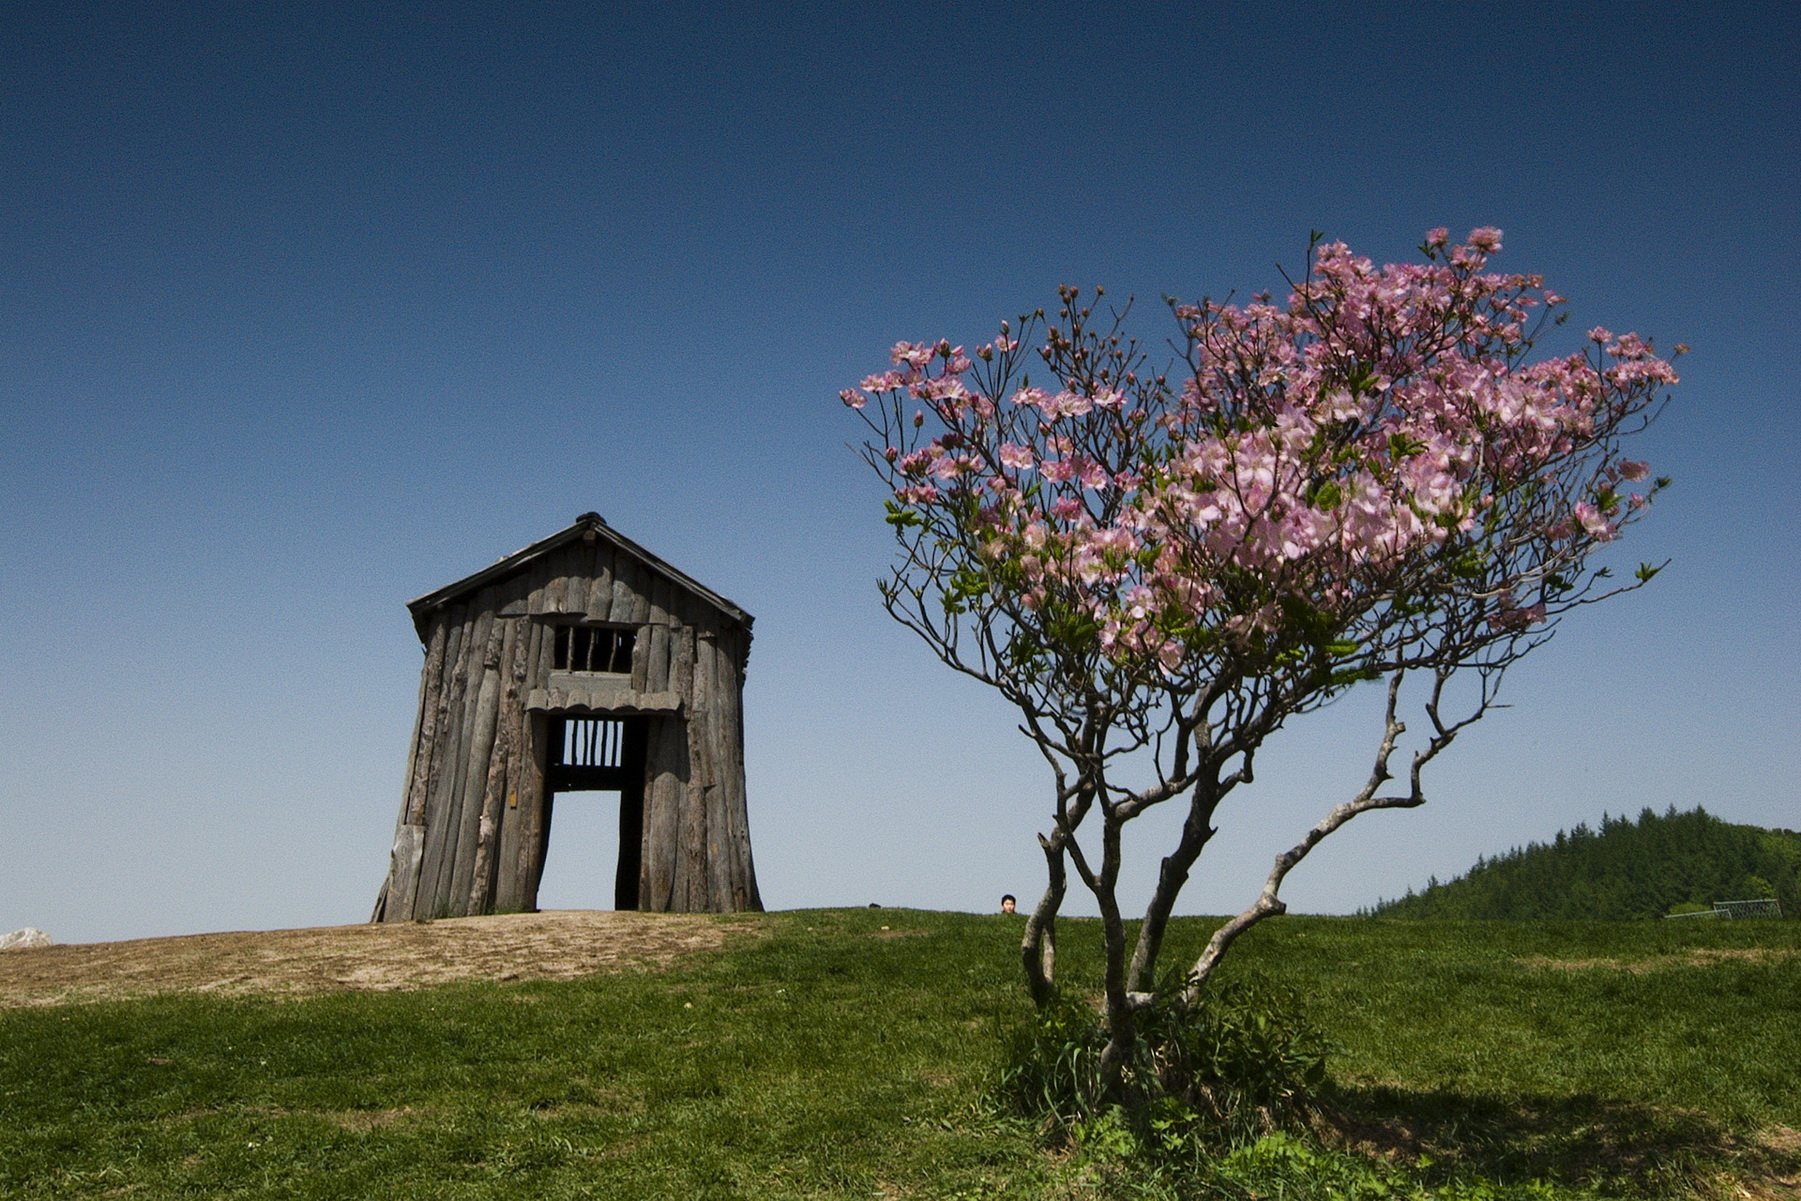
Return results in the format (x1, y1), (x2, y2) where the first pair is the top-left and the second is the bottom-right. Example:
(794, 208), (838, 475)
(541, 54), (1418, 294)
(539, 715), (646, 910)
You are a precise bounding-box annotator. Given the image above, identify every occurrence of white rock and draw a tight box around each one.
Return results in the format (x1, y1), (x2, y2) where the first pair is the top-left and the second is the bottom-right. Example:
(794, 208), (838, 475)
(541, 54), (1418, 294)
(0, 928), (52, 951)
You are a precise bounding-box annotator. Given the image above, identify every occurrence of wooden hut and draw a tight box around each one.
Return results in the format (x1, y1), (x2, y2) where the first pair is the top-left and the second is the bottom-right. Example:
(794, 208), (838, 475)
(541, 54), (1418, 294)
(373, 513), (761, 920)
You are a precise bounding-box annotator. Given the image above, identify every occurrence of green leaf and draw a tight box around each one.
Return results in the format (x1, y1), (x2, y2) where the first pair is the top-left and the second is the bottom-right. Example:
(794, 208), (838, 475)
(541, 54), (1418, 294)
(883, 501), (922, 529)
(1387, 432), (1426, 459)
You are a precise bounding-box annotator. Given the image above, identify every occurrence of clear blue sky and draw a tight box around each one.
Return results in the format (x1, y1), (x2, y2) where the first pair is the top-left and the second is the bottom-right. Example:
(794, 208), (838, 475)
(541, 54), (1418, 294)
(4, 2), (1796, 943)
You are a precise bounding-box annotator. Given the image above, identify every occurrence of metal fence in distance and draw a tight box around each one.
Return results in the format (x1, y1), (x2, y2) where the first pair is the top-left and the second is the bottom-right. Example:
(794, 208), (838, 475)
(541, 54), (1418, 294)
(1666, 897), (1785, 919)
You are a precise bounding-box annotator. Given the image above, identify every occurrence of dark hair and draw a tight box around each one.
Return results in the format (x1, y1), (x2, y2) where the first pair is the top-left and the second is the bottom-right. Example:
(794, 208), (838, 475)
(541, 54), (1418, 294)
(1001, 894), (1016, 904)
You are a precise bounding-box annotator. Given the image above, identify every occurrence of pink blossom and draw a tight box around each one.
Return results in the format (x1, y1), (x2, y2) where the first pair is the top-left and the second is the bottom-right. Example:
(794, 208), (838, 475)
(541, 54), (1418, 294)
(998, 443), (1034, 469)
(1040, 391), (1092, 420)
(1489, 600), (1547, 631)
(1573, 501), (1615, 541)
(891, 341), (934, 369)
(860, 371), (905, 393)
(930, 453), (976, 479)
(920, 375), (971, 406)
(1618, 459), (1650, 481)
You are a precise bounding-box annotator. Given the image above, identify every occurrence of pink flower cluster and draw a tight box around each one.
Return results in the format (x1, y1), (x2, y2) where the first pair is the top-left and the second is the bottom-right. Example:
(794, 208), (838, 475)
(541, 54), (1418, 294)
(848, 231), (1677, 673)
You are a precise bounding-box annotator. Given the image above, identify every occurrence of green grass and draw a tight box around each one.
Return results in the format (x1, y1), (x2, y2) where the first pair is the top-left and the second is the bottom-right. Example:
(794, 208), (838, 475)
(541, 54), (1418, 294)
(2, 910), (1797, 1199)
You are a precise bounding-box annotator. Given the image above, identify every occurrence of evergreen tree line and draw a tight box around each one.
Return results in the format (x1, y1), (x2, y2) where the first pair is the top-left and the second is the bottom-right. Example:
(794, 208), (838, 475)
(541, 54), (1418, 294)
(1366, 806), (1800, 920)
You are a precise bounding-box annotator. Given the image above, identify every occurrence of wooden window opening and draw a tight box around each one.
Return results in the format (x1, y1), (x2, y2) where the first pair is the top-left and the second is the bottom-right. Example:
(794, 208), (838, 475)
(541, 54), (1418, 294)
(553, 625), (636, 674)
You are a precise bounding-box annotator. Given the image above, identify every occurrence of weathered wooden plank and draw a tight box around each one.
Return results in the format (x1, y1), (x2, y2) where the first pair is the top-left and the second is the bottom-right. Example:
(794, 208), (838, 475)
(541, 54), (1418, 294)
(685, 628), (720, 912)
(494, 619), (542, 912)
(496, 568), (532, 614)
(447, 618), (507, 912)
(646, 570), (670, 626)
(428, 608), (494, 915)
(646, 576), (672, 694)
(718, 627), (762, 910)
(403, 621), (449, 826)
(375, 618), (446, 920)
(561, 541), (594, 620)
(704, 633), (736, 910)
(466, 616), (523, 912)
(626, 573), (653, 692)
(607, 553), (640, 624)
(720, 633), (749, 907)
(672, 623), (696, 705)
(643, 717), (683, 911)
(413, 615), (472, 917)
(429, 608), (488, 914)
(530, 565), (578, 615)
(526, 787), (556, 909)
(537, 674), (680, 713)
(380, 822), (426, 921)
(532, 615), (558, 682)
(584, 544), (615, 620)
(627, 568), (652, 624)
(516, 712), (552, 910)
(645, 625), (671, 695)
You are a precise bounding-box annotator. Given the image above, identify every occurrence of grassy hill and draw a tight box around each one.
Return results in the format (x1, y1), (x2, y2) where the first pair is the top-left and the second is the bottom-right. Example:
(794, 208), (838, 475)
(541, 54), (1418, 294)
(1368, 806), (1801, 921)
(3, 909), (1798, 1199)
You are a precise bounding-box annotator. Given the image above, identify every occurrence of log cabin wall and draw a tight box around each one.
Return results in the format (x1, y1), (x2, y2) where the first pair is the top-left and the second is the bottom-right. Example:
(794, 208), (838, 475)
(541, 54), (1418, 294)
(373, 514), (761, 921)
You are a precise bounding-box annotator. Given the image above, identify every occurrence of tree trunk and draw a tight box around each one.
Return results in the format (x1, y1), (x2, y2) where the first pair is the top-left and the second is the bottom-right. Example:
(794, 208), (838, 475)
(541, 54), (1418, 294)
(1127, 785), (1218, 993)
(1021, 830), (1068, 1007)
(1095, 808), (1135, 1100)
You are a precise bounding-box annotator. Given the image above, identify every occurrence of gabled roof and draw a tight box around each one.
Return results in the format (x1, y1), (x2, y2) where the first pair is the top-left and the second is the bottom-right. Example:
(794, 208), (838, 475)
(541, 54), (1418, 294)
(407, 512), (753, 634)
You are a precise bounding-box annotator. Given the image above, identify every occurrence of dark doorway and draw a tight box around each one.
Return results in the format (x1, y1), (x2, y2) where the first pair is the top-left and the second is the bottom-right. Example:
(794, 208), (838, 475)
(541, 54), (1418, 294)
(543, 715), (647, 909)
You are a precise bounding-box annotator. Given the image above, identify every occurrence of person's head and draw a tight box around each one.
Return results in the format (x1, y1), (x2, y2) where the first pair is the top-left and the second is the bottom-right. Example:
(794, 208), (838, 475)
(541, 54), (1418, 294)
(1000, 894), (1016, 914)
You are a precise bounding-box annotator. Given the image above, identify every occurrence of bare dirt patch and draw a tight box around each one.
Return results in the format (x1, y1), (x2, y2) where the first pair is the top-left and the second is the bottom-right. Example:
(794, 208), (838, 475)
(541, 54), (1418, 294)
(0, 910), (758, 1008)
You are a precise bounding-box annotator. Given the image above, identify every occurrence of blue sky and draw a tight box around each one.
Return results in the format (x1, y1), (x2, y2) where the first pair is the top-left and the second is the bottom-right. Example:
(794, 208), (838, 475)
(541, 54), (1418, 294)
(4, 3), (1796, 943)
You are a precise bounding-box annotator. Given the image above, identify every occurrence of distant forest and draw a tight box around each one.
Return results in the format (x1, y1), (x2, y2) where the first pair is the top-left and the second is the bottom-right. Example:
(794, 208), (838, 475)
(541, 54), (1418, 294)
(1368, 806), (1799, 920)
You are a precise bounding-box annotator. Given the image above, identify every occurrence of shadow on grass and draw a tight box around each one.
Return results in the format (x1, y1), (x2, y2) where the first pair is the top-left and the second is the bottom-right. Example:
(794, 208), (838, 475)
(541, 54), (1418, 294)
(1320, 1084), (1801, 1196)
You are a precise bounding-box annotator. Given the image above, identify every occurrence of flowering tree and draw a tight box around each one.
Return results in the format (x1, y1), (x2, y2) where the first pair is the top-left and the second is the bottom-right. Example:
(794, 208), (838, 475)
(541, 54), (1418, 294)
(844, 229), (1678, 1090)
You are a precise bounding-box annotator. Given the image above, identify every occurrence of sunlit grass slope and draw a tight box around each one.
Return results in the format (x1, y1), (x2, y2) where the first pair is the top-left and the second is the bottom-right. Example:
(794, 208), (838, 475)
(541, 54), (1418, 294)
(2, 910), (1796, 1199)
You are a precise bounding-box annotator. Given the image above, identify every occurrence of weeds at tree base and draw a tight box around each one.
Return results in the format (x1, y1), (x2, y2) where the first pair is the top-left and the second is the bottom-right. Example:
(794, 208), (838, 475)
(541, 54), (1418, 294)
(994, 971), (1331, 1157)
